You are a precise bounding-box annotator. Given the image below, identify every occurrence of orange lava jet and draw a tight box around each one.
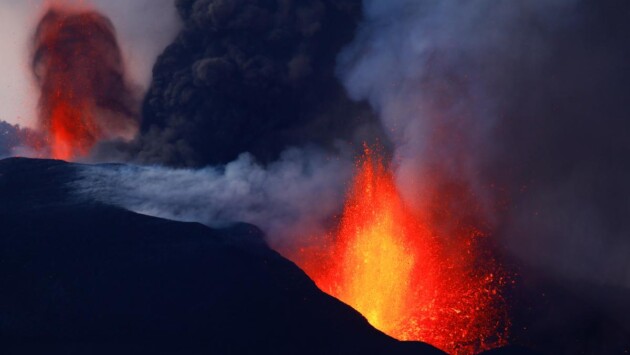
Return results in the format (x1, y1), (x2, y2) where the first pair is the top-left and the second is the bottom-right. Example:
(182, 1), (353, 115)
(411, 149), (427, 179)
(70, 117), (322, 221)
(31, 3), (138, 160)
(293, 147), (510, 355)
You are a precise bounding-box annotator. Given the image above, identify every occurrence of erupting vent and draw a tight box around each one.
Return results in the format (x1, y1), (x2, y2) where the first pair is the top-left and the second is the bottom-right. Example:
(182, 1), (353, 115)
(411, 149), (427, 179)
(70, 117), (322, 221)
(31, 4), (138, 160)
(294, 147), (510, 355)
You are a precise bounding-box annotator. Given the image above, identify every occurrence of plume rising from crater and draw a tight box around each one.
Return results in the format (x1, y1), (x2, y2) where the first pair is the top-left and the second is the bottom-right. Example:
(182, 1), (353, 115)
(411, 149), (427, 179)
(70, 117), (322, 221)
(31, 4), (139, 160)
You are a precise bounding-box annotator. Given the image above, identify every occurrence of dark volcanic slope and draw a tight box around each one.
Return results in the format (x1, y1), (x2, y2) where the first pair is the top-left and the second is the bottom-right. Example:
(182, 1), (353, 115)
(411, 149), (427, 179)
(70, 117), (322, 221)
(0, 158), (443, 355)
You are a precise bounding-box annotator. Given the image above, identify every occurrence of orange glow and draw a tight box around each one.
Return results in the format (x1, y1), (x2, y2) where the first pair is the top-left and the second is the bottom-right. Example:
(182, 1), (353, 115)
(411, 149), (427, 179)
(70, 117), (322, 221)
(47, 100), (95, 160)
(32, 2), (137, 160)
(33, 6), (102, 160)
(292, 147), (510, 354)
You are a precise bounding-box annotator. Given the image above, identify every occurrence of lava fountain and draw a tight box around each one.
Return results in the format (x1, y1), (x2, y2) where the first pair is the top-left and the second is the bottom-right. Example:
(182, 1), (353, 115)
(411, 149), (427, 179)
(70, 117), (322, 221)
(31, 3), (138, 160)
(293, 147), (510, 354)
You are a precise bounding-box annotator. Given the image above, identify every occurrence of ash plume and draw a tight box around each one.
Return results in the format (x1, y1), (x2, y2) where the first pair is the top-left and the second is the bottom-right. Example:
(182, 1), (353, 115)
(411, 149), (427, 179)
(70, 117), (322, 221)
(32, 5), (140, 160)
(338, 0), (630, 289)
(83, 0), (380, 249)
(84, 0), (382, 258)
(100, 0), (382, 167)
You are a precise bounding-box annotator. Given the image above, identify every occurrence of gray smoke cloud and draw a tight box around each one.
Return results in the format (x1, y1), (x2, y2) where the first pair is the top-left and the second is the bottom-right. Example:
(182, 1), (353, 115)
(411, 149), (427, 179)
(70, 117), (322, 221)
(74, 146), (353, 248)
(337, 0), (630, 289)
(338, 0), (577, 209)
(71, 0), (368, 252)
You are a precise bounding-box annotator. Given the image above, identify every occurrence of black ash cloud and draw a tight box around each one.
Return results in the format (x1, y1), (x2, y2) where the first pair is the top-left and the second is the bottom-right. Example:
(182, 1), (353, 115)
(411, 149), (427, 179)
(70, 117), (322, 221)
(98, 0), (382, 166)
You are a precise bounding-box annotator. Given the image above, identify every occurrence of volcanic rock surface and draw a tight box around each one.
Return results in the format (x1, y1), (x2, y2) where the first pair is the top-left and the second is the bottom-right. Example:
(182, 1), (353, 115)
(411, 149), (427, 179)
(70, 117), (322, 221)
(0, 157), (443, 355)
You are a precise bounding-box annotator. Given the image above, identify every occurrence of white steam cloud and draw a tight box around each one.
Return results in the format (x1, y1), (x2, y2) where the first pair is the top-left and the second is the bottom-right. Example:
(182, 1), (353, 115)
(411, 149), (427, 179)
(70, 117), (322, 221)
(74, 147), (353, 248)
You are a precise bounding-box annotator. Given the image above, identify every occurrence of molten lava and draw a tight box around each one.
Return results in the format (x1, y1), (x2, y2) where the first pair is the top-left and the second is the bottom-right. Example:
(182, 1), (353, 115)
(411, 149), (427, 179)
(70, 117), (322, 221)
(294, 147), (509, 355)
(31, 4), (138, 160)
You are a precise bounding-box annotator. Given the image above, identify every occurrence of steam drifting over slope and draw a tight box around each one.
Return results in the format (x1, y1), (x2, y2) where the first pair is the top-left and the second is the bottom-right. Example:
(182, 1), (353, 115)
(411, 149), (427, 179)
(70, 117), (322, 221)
(75, 147), (353, 248)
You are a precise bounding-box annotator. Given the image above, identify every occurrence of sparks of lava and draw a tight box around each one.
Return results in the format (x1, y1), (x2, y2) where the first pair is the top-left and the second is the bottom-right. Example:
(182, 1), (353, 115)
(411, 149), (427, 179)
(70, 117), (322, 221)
(293, 146), (510, 355)
(31, 3), (138, 160)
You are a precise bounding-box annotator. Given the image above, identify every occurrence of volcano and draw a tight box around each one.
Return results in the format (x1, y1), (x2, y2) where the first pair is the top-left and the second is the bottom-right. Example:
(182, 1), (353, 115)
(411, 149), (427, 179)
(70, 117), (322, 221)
(0, 157), (444, 355)
(2, 0), (630, 353)
(2, 157), (629, 354)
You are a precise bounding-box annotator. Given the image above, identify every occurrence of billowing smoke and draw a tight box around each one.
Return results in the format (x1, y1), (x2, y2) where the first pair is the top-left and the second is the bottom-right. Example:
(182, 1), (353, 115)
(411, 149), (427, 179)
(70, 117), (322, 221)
(338, 0), (630, 289)
(32, 5), (140, 160)
(97, 0), (383, 166)
(75, 146), (353, 250)
(17, 0), (630, 350)
(80, 0), (379, 250)
(81, 0), (630, 291)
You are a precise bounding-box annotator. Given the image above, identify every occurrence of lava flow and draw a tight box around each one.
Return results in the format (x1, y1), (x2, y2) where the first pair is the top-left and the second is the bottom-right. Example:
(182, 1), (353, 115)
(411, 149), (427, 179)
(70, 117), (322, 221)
(293, 147), (510, 355)
(31, 4), (138, 160)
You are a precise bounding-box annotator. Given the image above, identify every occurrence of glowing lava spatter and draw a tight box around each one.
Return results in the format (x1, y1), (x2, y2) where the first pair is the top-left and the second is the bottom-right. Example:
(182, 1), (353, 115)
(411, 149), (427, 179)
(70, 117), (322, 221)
(294, 147), (510, 355)
(31, 4), (138, 160)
